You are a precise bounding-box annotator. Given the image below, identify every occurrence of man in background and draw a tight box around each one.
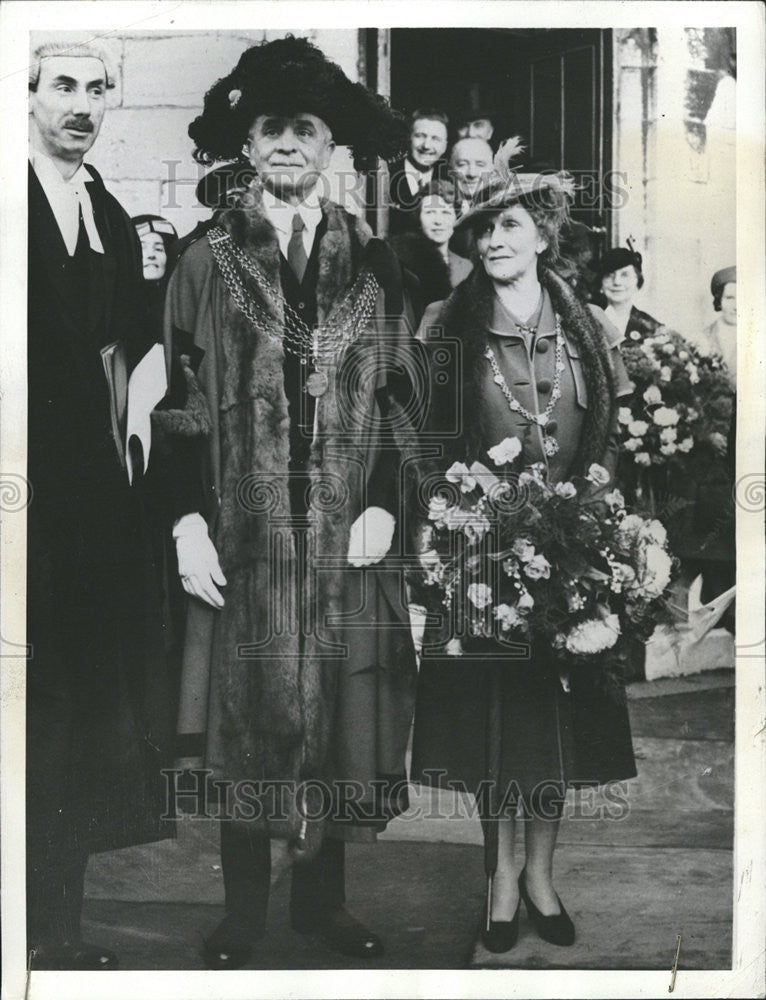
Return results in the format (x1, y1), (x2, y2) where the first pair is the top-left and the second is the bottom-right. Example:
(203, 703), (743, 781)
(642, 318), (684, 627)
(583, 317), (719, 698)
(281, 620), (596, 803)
(388, 108), (449, 234)
(449, 136), (495, 218)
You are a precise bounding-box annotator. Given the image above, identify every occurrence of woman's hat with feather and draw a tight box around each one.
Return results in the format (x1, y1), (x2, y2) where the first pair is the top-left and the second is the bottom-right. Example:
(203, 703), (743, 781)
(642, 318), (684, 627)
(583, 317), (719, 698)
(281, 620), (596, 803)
(455, 136), (575, 231)
(189, 35), (409, 172)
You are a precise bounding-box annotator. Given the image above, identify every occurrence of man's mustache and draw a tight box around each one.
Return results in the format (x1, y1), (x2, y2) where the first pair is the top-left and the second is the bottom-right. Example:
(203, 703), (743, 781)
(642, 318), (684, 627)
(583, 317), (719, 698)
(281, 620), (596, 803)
(63, 118), (94, 132)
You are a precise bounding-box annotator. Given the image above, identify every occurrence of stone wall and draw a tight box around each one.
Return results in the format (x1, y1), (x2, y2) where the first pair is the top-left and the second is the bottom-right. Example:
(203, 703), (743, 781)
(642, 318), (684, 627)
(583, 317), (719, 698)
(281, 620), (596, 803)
(30, 29), (365, 238)
(612, 28), (736, 345)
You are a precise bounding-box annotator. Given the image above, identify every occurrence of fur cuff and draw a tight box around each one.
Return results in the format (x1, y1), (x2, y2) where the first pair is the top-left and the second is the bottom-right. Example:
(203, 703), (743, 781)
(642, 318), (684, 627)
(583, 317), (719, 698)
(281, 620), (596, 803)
(151, 355), (212, 437)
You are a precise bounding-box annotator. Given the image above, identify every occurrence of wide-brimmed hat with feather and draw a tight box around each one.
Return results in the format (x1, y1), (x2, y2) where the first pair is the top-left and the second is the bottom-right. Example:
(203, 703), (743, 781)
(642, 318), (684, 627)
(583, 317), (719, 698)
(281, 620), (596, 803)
(189, 35), (409, 172)
(455, 137), (575, 232)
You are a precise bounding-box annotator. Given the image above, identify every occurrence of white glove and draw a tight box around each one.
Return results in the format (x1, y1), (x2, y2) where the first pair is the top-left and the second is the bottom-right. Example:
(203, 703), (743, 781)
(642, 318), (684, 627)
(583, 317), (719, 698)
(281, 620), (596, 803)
(173, 512), (227, 608)
(347, 507), (395, 567)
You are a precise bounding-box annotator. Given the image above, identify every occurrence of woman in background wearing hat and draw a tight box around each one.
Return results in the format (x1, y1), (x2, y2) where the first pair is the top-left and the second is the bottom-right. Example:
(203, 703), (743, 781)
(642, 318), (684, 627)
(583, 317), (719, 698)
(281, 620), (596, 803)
(132, 214), (178, 342)
(594, 245), (662, 343)
(701, 265), (736, 381)
(411, 147), (636, 954)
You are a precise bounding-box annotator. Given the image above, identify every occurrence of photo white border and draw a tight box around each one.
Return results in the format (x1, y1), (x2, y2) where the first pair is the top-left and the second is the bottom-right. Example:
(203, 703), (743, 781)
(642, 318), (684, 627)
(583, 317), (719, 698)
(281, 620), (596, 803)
(1, 2), (763, 998)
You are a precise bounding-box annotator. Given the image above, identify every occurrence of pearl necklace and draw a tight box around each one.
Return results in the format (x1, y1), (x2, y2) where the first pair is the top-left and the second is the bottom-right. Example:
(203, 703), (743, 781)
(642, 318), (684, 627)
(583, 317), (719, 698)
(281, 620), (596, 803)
(484, 313), (565, 457)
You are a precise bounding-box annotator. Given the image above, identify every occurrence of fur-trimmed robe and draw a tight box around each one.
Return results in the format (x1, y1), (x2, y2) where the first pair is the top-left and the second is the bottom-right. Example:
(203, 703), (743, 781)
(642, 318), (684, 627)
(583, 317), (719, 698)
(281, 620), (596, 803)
(153, 189), (425, 844)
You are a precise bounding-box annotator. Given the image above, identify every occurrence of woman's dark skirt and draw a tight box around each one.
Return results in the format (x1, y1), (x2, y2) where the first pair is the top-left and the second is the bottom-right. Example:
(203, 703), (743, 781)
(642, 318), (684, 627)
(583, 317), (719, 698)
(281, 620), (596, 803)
(411, 639), (637, 808)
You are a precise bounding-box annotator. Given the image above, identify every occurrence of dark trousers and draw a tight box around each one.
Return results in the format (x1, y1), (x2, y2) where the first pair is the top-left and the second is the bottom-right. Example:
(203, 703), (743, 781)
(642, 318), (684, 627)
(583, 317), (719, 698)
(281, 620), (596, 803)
(219, 822), (345, 940)
(26, 649), (89, 947)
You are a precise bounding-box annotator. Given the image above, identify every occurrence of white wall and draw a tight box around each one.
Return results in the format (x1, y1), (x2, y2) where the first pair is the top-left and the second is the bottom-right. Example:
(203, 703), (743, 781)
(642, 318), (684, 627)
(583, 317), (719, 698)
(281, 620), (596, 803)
(612, 28), (736, 346)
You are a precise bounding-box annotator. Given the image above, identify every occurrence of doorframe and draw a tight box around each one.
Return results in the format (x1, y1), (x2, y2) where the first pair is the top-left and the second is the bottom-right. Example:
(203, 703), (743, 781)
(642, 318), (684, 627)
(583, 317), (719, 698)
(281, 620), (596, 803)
(367, 27), (613, 244)
(359, 28), (392, 235)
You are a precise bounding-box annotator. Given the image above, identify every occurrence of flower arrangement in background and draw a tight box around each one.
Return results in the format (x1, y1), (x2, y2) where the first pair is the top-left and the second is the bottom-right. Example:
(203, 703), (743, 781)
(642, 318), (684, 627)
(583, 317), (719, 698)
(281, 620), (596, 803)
(414, 439), (677, 687)
(618, 328), (733, 469)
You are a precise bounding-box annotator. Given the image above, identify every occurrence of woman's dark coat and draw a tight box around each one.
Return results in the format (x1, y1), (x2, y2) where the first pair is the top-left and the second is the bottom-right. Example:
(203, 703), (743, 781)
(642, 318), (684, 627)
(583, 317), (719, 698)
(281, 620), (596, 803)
(411, 267), (637, 800)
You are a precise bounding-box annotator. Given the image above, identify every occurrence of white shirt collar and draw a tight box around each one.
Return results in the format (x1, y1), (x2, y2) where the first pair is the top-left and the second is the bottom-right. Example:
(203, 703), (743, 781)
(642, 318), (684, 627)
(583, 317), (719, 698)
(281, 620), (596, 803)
(261, 186), (322, 253)
(30, 149), (104, 255)
(403, 157), (432, 196)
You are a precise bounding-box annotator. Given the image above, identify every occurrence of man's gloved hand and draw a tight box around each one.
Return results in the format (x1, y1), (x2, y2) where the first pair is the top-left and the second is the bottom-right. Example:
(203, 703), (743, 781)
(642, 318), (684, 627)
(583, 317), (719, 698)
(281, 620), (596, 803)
(347, 507), (396, 567)
(173, 512), (227, 608)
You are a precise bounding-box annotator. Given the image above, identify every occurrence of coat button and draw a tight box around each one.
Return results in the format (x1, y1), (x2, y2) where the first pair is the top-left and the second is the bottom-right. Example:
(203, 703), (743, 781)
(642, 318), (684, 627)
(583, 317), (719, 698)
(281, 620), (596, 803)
(547, 420), (558, 433)
(537, 379), (552, 394)
(298, 301), (306, 310)
(536, 340), (550, 354)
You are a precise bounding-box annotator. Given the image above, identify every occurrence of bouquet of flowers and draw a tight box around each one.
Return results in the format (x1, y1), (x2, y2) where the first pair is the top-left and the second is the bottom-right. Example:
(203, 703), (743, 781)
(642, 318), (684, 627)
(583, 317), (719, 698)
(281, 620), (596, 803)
(618, 328), (733, 471)
(415, 437), (677, 682)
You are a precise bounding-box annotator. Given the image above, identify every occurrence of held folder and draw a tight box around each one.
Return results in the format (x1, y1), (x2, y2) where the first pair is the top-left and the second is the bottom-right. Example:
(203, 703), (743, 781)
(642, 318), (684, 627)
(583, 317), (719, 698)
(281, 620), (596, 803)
(100, 340), (128, 470)
(99, 341), (168, 480)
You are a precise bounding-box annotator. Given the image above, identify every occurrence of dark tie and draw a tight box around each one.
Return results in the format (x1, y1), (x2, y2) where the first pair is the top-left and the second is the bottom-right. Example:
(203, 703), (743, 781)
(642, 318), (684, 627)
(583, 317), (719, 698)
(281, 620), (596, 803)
(287, 212), (308, 284)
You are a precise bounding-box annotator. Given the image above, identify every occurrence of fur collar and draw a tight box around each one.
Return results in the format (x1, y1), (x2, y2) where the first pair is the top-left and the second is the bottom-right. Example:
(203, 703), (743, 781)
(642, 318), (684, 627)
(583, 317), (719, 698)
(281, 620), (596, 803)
(435, 266), (616, 473)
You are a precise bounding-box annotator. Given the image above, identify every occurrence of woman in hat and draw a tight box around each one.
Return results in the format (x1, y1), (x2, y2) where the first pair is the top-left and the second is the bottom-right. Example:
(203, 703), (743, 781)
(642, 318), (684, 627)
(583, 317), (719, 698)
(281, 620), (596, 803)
(701, 265), (736, 380)
(389, 179), (472, 320)
(594, 245), (662, 343)
(132, 214), (178, 341)
(411, 146), (636, 953)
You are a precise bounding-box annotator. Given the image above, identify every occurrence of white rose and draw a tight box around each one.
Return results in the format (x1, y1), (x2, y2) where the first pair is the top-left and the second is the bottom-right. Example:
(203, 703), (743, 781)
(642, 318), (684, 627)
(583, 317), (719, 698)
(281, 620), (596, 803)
(487, 436), (523, 467)
(643, 386), (662, 405)
(446, 461), (477, 493)
(679, 350), (689, 361)
(635, 452), (651, 466)
(428, 495), (451, 526)
(655, 333), (669, 345)
(618, 407), (633, 425)
(517, 589), (535, 610)
(467, 582), (493, 609)
(677, 437), (694, 453)
(511, 538), (535, 562)
(586, 463), (610, 486)
(524, 553), (552, 580)
(635, 544), (672, 598)
(659, 427), (677, 443)
(662, 343), (675, 355)
(494, 603), (526, 631)
(604, 489), (626, 511)
(660, 443), (677, 456)
(639, 519), (668, 546)
(628, 420), (649, 437)
(624, 437), (643, 452)
(653, 406), (681, 427)
(611, 562), (637, 591)
(660, 366), (672, 381)
(565, 614), (621, 655)
(617, 514), (646, 545)
(554, 481), (577, 499)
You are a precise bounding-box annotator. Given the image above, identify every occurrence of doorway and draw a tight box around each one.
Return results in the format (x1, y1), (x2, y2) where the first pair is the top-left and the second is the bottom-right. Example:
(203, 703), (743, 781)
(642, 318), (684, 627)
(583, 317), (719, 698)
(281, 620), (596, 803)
(365, 28), (613, 242)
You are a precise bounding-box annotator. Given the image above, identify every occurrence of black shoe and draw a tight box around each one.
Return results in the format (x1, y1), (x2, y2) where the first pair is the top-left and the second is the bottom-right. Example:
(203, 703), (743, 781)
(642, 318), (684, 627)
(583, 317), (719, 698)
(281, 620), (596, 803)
(518, 869), (575, 946)
(481, 900), (520, 954)
(292, 907), (384, 959)
(31, 941), (119, 970)
(202, 916), (257, 970)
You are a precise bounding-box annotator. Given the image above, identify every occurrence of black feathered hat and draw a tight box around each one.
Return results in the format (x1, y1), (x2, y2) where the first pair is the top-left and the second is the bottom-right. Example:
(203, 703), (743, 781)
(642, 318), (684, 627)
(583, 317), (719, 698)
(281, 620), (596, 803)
(189, 36), (409, 172)
(596, 246), (644, 280)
